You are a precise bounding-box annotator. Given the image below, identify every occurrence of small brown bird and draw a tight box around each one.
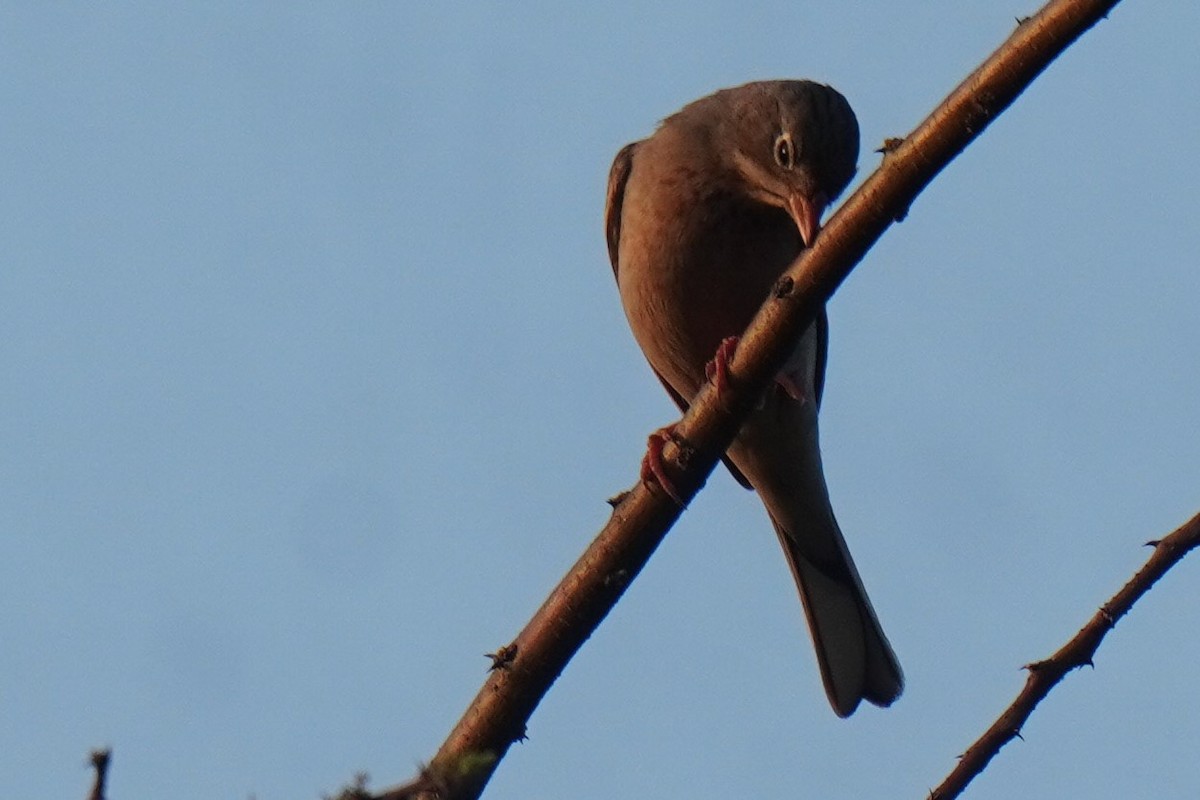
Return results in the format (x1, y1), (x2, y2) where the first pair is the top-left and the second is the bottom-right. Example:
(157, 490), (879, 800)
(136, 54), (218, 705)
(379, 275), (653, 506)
(605, 80), (902, 716)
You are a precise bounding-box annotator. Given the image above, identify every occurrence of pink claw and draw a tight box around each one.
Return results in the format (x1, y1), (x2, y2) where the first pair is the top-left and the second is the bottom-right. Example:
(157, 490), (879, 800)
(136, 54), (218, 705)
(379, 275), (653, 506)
(640, 425), (685, 506)
(704, 336), (740, 398)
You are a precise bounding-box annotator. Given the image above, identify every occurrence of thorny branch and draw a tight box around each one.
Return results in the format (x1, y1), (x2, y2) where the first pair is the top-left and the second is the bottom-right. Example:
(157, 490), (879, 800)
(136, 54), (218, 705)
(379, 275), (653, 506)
(378, 1), (1136, 798)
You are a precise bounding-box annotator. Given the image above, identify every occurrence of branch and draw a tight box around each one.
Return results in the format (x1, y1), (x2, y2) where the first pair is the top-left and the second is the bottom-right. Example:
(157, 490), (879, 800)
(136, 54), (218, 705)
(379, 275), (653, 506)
(929, 511), (1200, 799)
(379, 1), (1124, 797)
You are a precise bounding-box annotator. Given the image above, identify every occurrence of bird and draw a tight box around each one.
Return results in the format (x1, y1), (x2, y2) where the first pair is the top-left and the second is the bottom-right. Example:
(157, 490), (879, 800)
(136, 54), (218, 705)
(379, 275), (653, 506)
(605, 80), (902, 717)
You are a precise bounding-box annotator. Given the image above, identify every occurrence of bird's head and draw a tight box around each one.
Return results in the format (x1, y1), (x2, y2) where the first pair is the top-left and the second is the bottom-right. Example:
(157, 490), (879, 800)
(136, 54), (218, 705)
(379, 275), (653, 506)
(720, 80), (860, 248)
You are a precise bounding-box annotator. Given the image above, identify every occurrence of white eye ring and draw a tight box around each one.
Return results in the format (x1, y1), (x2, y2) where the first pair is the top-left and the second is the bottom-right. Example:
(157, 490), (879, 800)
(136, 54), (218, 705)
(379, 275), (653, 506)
(773, 132), (797, 169)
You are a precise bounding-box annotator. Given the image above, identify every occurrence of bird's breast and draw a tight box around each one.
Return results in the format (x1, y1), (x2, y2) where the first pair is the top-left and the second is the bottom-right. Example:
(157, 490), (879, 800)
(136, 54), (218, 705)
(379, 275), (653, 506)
(618, 181), (802, 400)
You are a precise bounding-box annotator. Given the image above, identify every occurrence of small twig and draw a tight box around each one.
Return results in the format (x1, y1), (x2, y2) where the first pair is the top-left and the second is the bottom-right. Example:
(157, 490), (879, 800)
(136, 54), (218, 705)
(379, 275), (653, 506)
(928, 511), (1200, 799)
(87, 748), (111, 800)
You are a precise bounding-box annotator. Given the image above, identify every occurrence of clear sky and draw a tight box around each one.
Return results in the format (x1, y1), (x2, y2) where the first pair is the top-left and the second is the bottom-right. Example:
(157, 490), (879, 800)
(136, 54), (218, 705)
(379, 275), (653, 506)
(3, 3), (1198, 799)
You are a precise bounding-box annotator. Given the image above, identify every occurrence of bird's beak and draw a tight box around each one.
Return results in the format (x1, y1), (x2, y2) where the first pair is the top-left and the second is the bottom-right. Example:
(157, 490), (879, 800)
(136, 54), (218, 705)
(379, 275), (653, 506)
(787, 191), (830, 248)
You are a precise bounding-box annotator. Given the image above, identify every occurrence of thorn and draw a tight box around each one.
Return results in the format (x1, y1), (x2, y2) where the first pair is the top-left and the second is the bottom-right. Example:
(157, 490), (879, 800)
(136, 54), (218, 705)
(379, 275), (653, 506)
(1015, 15), (1032, 26)
(1144, 538), (1161, 547)
(327, 772), (371, 800)
(1013, 729), (1025, 742)
(875, 136), (904, 154)
(606, 490), (631, 508)
(89, 748), (112, 771)
(485, 643), (518, 671)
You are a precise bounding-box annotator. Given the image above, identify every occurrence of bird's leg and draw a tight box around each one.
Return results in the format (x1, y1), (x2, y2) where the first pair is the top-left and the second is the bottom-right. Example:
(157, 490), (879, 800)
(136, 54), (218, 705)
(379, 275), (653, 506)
(704, 336), (740, 399)
(641, 425), (686, 506)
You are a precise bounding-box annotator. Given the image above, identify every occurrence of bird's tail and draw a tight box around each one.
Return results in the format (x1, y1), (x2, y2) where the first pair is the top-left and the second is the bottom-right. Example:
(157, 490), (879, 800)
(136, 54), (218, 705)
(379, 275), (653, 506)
(727, 379), (903, 716)
(770, 512), (903, 717)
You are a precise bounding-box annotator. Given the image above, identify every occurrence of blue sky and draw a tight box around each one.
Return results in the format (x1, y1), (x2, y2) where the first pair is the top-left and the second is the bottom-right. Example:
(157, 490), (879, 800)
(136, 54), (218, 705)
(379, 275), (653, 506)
(3, 3), (1198, 798)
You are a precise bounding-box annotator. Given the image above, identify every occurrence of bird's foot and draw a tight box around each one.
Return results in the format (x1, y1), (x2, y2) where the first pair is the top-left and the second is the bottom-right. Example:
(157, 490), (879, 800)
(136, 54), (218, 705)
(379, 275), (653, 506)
(641, 425), (686, 506)
(704, 336), (740, 398)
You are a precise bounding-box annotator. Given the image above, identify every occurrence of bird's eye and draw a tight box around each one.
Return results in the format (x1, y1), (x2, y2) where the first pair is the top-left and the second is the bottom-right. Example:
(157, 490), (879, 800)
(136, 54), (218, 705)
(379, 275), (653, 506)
(773, 133), (796, 169)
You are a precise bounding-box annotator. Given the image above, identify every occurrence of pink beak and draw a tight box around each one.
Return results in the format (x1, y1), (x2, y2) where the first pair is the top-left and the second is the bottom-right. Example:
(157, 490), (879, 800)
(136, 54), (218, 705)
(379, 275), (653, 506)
(788, 191), (830, 248)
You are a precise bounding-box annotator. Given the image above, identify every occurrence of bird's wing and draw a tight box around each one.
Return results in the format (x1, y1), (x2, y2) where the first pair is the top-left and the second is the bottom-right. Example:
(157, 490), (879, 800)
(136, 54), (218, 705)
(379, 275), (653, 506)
(604, 142), (637, 280)
(605, 140), (752, 490)
(814, 306), (829, 409)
